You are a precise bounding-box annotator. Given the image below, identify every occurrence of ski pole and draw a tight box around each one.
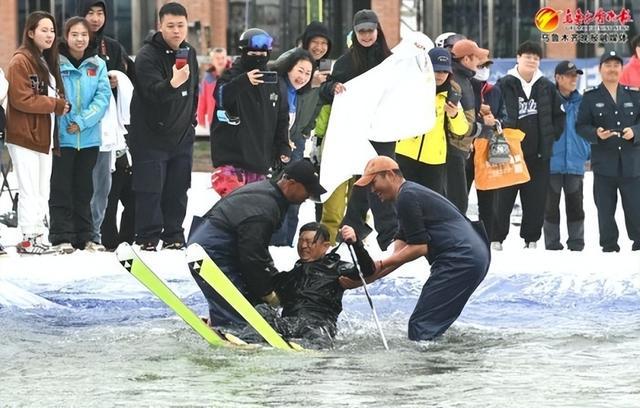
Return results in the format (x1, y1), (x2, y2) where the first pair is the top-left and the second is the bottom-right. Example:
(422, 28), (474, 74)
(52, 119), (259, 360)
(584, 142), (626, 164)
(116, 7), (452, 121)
(347, 243), (389, 351)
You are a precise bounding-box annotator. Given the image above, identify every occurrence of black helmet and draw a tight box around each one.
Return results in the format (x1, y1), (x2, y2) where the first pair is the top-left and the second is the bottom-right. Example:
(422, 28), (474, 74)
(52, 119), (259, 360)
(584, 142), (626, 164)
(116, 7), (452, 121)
(239, 28), (273, 51)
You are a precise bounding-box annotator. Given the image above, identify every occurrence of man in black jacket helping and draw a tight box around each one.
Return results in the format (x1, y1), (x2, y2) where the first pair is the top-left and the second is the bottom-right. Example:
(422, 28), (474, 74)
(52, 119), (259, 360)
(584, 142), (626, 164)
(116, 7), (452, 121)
(188, 160), (326, 327)
(129, 3), (199, 251)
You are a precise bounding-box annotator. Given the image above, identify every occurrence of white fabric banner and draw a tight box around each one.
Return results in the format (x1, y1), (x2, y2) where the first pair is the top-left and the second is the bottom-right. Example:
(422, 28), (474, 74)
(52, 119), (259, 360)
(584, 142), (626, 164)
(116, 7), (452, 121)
(319, 32), (436, 201)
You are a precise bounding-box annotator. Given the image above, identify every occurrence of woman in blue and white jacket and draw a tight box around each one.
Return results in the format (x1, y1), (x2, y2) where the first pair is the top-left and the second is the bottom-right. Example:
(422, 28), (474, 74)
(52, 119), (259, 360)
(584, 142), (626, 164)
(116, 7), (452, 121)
(49, 16), (110, 253)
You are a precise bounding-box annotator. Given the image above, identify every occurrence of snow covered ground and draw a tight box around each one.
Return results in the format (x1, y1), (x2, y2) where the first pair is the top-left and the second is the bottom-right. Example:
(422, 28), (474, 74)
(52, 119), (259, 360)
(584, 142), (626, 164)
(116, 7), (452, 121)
(0, 171), (638, 312)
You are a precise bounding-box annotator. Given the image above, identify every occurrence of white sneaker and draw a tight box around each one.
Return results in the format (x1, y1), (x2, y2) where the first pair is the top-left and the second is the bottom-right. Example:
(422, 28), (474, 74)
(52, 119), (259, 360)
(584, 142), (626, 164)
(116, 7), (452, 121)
(84, 241), (106, 252)
(524, 241), (537, 249)
(17, 235), (55, 255)
(490, 241), (503, 251)
(52, 242), (75, 254)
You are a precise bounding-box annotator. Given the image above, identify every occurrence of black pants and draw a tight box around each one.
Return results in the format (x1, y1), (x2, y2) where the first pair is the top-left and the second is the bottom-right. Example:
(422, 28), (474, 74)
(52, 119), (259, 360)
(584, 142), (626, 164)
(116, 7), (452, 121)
(49, 147), (99, 246)
(466, 150), (496, 239)
(342, 141), (397, 251)
(396, 154), (446, 195)
(101, 154), (135, 250)
(593, 173), (640, 250)
(544, 174), (585, 251)
(492, 157), (550, 243)
(132, 130), (194, 245)
(445, 146), (469, 214)
(408, 226), (490, 341)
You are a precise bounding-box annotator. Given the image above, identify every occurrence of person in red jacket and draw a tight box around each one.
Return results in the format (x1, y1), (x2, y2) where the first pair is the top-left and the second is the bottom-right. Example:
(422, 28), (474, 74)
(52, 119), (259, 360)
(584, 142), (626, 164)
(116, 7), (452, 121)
(197, 47), (229, 128)
(621, 35), (640, 87)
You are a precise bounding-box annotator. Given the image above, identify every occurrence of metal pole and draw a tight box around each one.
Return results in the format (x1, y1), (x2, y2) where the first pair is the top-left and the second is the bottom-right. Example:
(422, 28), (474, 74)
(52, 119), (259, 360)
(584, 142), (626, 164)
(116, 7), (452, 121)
(347, 244), (389, 351)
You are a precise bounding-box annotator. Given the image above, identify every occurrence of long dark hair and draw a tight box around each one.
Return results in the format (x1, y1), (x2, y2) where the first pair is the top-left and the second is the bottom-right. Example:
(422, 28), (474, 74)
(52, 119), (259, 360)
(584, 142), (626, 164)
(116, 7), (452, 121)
(275, 48), (315, 93)
(21, 11), (64, 95)
(349, 23), (392, 76)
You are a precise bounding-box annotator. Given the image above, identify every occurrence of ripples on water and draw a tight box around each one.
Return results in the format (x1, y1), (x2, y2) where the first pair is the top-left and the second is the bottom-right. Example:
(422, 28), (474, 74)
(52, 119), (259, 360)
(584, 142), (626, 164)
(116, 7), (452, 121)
(1, 275), (640, 407)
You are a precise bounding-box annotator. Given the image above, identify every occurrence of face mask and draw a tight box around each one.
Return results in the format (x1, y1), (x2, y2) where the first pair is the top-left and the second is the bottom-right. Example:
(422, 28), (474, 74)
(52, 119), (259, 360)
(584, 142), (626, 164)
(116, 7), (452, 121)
(241, 51), (270, 71)
(474, 66), (490, 82)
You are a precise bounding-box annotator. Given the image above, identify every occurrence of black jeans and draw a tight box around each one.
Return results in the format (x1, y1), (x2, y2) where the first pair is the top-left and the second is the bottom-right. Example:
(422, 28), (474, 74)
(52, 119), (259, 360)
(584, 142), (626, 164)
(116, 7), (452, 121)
(445, 146), (469, 214)
(101, 154), (135, 250)
(396, 154), (446, 196)
(341, 141), (397, 250)
(593, 173), (640, 250)
(491, 157), (550, 243)
(49, 147), (99, 246)
(544, 174), (585, 250)
(132, 129), (194, 245)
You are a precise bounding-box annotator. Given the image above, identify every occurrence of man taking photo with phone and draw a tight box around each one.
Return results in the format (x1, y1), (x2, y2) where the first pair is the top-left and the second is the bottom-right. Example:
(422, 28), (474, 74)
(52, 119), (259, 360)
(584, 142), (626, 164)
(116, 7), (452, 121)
(129, 2), (198, 251)
(209, 28), (291, 197)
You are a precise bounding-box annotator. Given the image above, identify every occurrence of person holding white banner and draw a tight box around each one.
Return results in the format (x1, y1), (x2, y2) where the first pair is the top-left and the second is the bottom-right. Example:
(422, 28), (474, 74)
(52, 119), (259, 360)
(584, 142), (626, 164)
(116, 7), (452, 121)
(319, 9), (397, 250)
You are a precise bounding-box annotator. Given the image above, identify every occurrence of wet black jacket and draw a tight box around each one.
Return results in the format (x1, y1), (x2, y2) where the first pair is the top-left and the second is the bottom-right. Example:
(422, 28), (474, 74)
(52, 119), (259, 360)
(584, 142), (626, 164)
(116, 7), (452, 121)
(129, 32), (198, 151)
(210, 60), (290, 174)
(320, 42), (388, 104)
(273, 242), (374, 324)
(203, 180), (289, 297)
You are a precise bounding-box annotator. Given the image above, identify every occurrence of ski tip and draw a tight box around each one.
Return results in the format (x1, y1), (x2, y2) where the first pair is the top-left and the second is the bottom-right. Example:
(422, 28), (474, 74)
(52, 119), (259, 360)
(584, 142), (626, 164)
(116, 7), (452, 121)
(115, 242), (135, 262)
(185, 243), (207, 263)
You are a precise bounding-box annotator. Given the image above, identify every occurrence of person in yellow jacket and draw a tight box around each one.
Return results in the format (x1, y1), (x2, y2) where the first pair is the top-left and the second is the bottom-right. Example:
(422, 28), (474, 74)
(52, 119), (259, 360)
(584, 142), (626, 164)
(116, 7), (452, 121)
(396, 47), (468, 195)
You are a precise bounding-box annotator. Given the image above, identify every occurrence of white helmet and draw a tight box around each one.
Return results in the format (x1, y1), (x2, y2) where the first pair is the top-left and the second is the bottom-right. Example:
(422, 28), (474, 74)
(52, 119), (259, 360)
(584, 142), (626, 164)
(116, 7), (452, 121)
(434, 32), (466, 48)
(434, 32), (456, 48)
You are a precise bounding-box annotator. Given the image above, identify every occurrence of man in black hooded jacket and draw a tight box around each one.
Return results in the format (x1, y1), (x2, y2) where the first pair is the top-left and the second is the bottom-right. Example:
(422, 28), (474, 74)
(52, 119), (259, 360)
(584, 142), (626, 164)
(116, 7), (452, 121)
(210, 28), (290, 193)
(129, 2), (199, 250)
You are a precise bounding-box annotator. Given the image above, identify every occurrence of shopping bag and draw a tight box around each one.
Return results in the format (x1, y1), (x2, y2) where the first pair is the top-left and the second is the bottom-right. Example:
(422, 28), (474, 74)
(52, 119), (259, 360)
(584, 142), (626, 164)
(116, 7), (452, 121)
(474, 127), (530, 190)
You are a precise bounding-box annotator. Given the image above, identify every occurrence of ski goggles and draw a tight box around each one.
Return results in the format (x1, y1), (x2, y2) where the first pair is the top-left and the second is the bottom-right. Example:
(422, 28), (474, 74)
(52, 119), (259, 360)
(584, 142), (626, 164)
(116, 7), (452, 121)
(247, 34), (273, 51)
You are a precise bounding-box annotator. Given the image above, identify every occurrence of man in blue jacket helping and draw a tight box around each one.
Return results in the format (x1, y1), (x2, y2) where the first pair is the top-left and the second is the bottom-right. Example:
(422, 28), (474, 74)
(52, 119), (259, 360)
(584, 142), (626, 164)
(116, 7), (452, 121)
(339, 156), (491, 341)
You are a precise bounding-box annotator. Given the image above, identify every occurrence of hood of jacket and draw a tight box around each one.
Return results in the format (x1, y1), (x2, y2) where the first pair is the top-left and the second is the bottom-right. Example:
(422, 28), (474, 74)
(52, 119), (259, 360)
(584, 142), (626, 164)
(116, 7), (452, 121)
(301, 21), (332, 58)
(78, 0), (108, 36)
(507, 65), (544, 99)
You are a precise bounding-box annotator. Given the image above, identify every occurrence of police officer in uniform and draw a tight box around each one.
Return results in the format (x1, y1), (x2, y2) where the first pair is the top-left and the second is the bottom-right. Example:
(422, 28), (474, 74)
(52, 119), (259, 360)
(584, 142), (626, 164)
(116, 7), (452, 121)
(576, 51), (640, 252)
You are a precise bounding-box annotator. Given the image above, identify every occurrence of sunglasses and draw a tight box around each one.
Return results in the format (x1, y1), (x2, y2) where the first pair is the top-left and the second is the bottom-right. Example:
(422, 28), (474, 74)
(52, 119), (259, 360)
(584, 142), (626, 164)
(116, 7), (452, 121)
(248, 34), (273, 51)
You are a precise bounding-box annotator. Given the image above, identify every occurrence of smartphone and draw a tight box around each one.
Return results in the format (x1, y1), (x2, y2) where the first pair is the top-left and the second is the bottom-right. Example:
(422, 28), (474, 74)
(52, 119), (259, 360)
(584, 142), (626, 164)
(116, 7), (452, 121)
(609, 128), (623, 137)
(258, 71), (278, 84)
(175, 47), (189, 69)
(446, 89), (462, 105)
(318, 59), (332, 72)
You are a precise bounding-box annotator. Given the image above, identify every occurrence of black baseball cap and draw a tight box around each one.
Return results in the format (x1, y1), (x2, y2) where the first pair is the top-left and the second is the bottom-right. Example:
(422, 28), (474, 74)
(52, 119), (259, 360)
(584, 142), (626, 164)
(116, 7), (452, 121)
(555, 60), (583, 75)
(600, 50), (624, 65)
(353, 9), (378, 32)
(429, 47), (452, 73)
(283, 160), (326, 197)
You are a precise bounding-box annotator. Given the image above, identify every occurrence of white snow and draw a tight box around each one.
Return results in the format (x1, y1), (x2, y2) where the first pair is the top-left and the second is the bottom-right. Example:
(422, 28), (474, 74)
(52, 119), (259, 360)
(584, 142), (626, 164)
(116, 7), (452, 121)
(0, 171), (639, 309)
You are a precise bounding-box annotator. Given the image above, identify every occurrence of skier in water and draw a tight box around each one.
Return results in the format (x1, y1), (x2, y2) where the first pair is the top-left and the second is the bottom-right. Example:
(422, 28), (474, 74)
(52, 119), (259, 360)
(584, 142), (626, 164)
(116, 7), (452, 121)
(254, 222), (374, 348)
